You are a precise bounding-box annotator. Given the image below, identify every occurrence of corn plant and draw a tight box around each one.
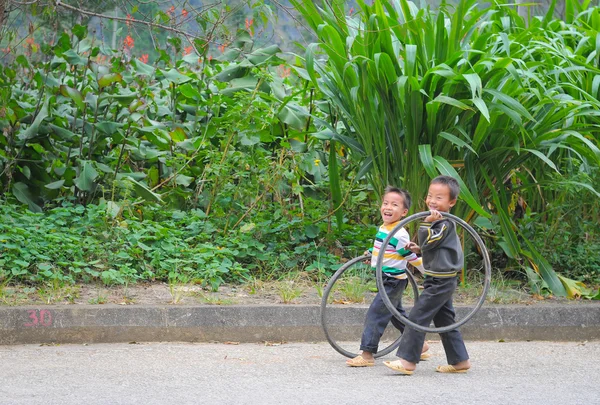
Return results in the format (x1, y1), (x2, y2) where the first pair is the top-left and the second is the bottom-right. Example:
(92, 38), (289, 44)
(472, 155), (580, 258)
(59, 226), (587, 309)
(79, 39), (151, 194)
(290, 0), (600, 296)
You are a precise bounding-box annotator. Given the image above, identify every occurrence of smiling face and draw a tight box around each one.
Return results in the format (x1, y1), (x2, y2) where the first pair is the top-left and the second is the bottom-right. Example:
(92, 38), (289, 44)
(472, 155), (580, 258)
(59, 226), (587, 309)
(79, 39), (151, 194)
(380, 192), (408, 225)
(425, 183), (457, 213)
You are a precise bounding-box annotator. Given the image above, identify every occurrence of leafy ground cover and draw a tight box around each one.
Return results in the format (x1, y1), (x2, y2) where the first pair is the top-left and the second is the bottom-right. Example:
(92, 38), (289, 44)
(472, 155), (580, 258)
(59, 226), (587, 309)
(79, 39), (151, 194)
(1, 199), (599, 303)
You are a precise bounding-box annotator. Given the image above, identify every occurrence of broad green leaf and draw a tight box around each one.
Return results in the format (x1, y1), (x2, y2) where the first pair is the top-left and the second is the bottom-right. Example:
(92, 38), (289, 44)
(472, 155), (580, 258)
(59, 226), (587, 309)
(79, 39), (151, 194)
(557, 275), (593, 299)
(245, 45), (281, 66)
(162, 68), (192, 84)
(74, 161), (98, 192)
(523, 149), (559, 172)
(521, 238), (567, 297)
(12, 182), (42, 212)
(169, 128), (187, 143)
(18, 98), (49, 142)
(60, 85), (85, 111)
(98, 73), (123, 88)
(126, 178), (162, 203)
(45, 180), (65, 190)
(472, 97), (490, 122)
(432, 95), (472, 110)
(179, 83), (202, 100)
(215, 65), (250, 82)
(439, 132), (478, 155)
(175, 174), (194, 187)
(95, 122), (123, 135)
(278, 103), (308, 130)
(304, 225), (320, 238)
(418, 144), (438, 179)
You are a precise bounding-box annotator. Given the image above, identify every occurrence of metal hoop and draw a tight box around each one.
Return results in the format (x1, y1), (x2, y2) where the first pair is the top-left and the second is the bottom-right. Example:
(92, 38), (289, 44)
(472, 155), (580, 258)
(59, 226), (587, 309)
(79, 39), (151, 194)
(321, 254), (420, 359)
(375, 211), (491, 334)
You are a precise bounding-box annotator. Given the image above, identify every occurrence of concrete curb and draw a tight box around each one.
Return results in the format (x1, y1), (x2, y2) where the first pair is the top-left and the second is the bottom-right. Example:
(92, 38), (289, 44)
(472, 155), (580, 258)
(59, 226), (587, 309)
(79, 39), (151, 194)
(1, 304), (599, 345)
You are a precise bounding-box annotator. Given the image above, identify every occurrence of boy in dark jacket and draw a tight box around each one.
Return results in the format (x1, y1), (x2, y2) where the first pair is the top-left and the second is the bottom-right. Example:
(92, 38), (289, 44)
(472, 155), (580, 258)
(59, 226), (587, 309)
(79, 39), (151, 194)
(384, 175), (471, 375)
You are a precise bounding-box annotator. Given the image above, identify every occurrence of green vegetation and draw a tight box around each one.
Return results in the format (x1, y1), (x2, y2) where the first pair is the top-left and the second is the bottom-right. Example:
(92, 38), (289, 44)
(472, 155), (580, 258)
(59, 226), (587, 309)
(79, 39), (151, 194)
(290, 0), (600, 297)
(0, 0), (599, 300)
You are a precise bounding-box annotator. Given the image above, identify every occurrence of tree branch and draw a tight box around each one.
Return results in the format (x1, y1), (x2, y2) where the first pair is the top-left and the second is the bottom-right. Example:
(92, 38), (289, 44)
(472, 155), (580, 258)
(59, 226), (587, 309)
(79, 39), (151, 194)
(53, 0), (223, 54)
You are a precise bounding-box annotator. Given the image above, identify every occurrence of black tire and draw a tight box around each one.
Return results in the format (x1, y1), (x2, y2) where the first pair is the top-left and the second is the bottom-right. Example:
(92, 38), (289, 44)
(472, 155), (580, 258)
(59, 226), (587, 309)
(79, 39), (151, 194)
(321, 254), (420, 359)
(375, 211), (491, 334)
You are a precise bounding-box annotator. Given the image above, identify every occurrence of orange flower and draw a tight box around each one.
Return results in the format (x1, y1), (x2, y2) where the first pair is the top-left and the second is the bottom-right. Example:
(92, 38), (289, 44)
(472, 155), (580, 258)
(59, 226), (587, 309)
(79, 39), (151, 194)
(218, 44), (225, 53)
(245, 18), (254, 30)
(124, 35), (134, 49)
(166, 5), (175, 16)
(138, 54), (149, 63)
(183, 46), (193, 56)
(126, 14), (133, 27)
(182, 9), (188, 18)
(277, 64), (291, 78)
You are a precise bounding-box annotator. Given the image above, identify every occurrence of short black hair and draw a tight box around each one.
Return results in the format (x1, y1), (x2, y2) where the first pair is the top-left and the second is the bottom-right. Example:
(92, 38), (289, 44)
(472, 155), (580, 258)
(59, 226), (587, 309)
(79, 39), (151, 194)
(431, 175), (460, 200)
(383, 186), (412, 210)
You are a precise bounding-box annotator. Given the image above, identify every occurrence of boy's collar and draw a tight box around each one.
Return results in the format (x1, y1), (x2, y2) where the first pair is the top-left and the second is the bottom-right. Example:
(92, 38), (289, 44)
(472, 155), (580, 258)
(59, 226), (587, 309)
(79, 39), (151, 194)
(382, 220), (402, 229)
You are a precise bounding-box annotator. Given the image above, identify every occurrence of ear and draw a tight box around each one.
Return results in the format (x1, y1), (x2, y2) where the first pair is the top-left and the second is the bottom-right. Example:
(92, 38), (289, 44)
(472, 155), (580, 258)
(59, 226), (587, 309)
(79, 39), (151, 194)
(449, 199), (457, 208)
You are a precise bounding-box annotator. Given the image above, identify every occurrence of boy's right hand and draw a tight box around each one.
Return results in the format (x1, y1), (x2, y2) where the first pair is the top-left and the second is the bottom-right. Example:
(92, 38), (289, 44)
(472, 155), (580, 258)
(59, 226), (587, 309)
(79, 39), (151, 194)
(405, 242), (420, 254)
(425, 209), (443, 222)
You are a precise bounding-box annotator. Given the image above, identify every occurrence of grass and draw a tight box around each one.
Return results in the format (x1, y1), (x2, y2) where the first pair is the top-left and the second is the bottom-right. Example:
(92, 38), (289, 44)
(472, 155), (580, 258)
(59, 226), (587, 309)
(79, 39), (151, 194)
(193, 292), (238, 305)
(337, 277), (370, 303)
(88, 289), (108, 305)
(276, 279), (305, 304)
(168, 273), (190, 305)
(0, 271), (548, 307)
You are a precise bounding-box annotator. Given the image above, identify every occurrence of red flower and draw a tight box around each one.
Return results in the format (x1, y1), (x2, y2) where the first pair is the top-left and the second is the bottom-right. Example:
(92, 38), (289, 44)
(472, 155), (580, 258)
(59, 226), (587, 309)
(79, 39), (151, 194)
(126, 14), (133, 27)
(218, 44), (225, 53)
(277, 64), (291, 78)
(182, 9), (188, 18)
(123, 35), (135, 49)
(245, 18), (254, 30)
(349, 7), (354, 15)
(138, 54), (149, 63)
(183, 46), (193, 56)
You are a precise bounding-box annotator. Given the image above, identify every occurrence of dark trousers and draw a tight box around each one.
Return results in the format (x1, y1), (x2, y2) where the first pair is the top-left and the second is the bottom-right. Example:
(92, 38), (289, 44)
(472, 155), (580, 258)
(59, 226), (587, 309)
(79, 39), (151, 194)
(396, 276), (469, 364)
(360, 275), (408, 354)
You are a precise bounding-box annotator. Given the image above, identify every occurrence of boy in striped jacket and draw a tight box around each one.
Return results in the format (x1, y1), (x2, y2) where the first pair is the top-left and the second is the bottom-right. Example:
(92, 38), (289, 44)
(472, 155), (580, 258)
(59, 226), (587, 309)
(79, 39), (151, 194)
(346, 186), (429, 367)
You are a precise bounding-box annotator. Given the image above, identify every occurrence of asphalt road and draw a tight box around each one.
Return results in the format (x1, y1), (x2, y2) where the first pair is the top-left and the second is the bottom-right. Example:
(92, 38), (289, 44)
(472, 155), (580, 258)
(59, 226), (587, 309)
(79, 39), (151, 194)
(1, 340), (599, 405)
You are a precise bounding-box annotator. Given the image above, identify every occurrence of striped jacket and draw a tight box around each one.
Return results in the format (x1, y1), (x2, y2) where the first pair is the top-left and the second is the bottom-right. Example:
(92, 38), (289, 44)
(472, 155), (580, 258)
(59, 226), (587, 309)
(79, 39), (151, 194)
(370, 222), (424, 278)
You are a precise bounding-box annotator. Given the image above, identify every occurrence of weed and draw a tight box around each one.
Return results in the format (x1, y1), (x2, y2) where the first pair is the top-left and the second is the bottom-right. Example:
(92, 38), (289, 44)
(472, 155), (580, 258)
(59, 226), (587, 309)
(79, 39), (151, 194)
(245, 277), (265, 295)
(315, 283), (324, 298)
(37, 276), (72, 304)
(276, 280), (304, 304)
(194, 293), (237, 305)
(88, 290), (108, 305)
(338, 277), (370, 303)
(0, 273), (12, 304)
(168, 272), (190, 304)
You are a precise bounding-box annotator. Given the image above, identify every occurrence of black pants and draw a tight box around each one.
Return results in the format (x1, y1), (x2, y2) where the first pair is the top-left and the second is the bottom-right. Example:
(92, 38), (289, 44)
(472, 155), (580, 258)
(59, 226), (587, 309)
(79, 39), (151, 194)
(396, 276), (469, 364)
(360, 275), (408, 354)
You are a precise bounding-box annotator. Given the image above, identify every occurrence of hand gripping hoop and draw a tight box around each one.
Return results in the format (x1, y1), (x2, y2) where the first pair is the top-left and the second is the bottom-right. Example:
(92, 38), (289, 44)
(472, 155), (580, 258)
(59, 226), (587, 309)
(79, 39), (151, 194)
(320, 254), (420, 359)
(375, 211), (492, 334)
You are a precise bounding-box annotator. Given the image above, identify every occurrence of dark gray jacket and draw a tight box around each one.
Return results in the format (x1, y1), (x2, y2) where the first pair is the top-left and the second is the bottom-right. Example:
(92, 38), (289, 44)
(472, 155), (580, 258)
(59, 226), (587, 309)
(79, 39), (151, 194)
(417, 219), (463, 277)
